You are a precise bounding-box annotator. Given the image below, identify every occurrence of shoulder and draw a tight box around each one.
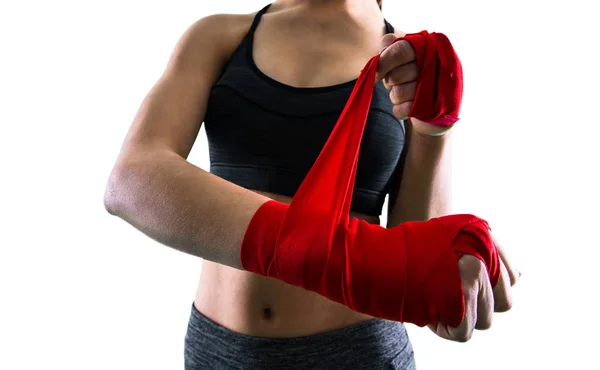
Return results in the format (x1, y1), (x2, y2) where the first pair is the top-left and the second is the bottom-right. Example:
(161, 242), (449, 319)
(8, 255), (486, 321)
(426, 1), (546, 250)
(172, 12), (258, 66)
(189, 12), (257, 40)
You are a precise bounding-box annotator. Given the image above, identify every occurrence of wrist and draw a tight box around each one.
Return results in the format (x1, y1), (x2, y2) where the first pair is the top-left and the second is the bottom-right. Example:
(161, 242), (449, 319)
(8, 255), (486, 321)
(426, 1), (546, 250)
(405, 125), (451, 166)
(409, 118), (453, 137)
(414, 129), (450, 138)
(408, 122), (452, 144)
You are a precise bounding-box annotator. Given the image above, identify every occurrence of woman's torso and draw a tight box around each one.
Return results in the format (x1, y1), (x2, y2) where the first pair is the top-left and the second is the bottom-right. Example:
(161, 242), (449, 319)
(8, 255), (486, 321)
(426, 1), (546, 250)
(195, 2), (405, 338)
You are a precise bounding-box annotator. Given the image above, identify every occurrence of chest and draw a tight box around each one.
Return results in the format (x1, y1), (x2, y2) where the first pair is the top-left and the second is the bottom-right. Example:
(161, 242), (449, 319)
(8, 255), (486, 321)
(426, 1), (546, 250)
(202, 12), (405, 216)
(251, 13), (384, 89)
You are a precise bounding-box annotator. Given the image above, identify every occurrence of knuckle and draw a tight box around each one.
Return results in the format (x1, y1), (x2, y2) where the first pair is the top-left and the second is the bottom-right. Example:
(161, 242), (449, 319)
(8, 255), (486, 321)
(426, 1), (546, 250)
(476, 319), (492, 330)
(384, 70), (399, 86)
(495, 298), (513, 312)
(380, 34), (398, 50)
(408, 62), (419, 79)
(388, 41), (410, 62)
(474, 258), (486, 273)
(393, 102), (411, 119)
(454, 332), (472, 343)
(403, 103), (412, 117)
(391, 85), (408, 102)
(383, 60), (418, 87)
(382, 80), (392, 91)
(511, 271), (521, 286)
(472, 258), (487, 277)
(391, 63), (418, 85)
(459, 256), (486, 283)
(462, 282), (477, 299)
(387, 65), (414, 85)
(389, 89), (399, 105)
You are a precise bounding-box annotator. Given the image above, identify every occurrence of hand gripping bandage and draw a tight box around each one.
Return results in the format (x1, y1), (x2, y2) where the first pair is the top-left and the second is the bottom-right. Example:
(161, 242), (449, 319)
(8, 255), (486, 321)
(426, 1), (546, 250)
(399, 31), (464, 127)
(240, 33), (499, 328)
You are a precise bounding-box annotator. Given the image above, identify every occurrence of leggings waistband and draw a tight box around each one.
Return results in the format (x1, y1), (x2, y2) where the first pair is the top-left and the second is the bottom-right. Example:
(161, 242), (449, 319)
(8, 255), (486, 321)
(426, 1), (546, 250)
(184, 303), (415, 370)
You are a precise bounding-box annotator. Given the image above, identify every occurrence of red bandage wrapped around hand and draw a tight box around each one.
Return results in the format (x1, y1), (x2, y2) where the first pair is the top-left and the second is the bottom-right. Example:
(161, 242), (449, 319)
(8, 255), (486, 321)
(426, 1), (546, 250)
(398, 31), (463, 127)
(240, 35), (498, 327)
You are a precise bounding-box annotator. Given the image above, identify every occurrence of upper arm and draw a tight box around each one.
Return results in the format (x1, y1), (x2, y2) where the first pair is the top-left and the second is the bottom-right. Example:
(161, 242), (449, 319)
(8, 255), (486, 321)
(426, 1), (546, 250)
(386, 119), (411, 218)
(115, 13), (253, 162)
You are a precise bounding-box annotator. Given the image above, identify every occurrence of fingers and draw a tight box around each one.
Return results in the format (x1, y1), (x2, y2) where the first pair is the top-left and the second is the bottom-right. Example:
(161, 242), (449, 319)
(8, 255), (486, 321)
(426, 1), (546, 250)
(383, 62), (419, 90)
(376, 37), (416, 82)
(442, 255), (481, 342)
(389, 82), (416, 119)
(430, 234), (519, 343)
(475, 272), (494, 330)
(388, 79), (416, 119)
(447, 277), (478, 342)
(389, 81), (417, 104)
(376, 34), (418, 119)
(428, 321), (451, 340)
(492, 260), (513, 312)
(392, 102), (412, 120)
(379, 33), (399, 54)
(491, 232), (521, 286)
(435, 256), (497, 342)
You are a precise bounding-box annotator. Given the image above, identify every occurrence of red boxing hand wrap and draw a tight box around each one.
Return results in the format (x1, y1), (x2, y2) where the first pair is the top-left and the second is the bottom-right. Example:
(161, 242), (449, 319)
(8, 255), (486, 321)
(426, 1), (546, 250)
(395, 31), (463, 127)
(241, 38), (498, 328)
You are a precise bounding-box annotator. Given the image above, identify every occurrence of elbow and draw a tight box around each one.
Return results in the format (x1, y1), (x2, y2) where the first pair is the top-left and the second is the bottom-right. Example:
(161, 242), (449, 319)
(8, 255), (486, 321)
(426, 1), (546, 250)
(103, 149), (168, 217)
(103, 164), (132, 216)
(103, 185), (119, 216)
(103, 171), (121, 216)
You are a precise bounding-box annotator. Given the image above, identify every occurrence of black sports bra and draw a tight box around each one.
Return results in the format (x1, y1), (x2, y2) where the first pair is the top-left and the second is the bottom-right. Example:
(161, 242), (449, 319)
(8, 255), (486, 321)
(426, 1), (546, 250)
(203, 4), (406, 216)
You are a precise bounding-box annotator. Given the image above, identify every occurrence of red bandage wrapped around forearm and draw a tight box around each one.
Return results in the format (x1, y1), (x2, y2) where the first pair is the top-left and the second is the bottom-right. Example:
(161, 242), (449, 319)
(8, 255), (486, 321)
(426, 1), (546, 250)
(240, 34), (498, 327)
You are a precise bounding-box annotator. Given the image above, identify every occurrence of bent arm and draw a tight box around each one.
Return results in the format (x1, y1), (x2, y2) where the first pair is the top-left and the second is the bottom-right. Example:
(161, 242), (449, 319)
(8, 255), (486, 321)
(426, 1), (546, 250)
(103, 13), (269, 269)
(105, 150), (270, 269)
(387, 119), (452, 227)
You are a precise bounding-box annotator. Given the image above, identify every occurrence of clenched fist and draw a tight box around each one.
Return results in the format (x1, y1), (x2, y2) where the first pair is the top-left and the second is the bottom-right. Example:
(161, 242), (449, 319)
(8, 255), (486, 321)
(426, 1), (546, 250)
(376, 32), (462, 136)
(430, 233), (520, 342)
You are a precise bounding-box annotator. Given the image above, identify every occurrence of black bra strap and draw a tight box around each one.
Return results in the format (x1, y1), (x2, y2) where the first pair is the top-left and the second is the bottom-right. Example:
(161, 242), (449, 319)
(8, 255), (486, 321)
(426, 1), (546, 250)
(383, 19), (395, 34)
(248, 4), (272, 36)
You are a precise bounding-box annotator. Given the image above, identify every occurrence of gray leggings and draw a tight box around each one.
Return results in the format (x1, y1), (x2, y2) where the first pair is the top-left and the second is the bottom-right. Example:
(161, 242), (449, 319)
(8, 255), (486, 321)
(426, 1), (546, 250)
(184, 303), (416, 370)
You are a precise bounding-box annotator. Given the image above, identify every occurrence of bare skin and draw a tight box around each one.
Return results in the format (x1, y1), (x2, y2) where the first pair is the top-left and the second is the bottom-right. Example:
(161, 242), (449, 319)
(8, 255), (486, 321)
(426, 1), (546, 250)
(197, 1), (388, 337)
(104, 0), (519, 342)
(195, 191), (378, 337)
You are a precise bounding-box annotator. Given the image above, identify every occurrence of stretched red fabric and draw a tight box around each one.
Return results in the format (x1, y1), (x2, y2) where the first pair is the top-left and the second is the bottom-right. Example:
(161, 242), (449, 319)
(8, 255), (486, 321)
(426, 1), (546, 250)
(241, 34), (499, 328)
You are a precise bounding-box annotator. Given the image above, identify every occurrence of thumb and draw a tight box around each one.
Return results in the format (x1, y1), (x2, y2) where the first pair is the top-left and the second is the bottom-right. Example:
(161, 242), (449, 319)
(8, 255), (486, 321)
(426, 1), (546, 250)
(375, 33), (402, 82)
(379, 33), (399, 54)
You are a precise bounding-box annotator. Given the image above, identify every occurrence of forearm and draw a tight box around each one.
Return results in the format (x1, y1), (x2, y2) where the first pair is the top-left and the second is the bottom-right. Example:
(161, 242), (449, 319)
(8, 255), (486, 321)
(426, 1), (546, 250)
(103, 149), (270, 268)
(387, 122), (452, 227)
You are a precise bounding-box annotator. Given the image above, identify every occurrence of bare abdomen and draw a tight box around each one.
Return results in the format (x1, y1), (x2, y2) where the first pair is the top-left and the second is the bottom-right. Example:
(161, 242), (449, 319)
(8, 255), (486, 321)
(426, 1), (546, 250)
(193, 190), (378, 338)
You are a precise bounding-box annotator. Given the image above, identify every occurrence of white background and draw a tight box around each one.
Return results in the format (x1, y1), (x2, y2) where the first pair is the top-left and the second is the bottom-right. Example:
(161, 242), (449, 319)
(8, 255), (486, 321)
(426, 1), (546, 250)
(1, 0), (598, 369)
